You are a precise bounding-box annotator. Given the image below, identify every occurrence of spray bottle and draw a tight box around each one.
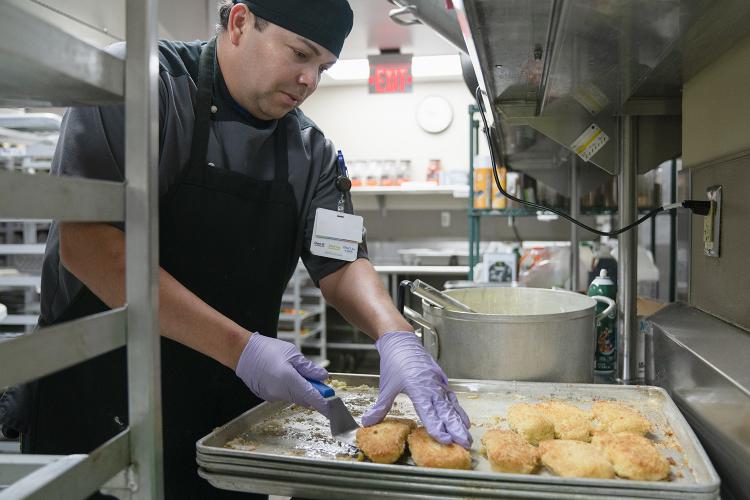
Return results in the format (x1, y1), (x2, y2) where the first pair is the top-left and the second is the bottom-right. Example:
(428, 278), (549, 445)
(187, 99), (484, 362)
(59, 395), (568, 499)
(588, 269), (617, 373)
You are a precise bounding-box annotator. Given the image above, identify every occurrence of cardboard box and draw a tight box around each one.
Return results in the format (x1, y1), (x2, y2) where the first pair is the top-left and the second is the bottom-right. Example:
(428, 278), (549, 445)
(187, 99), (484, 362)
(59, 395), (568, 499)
(491, 166), (508, 209)
(473, 167), (492, 209)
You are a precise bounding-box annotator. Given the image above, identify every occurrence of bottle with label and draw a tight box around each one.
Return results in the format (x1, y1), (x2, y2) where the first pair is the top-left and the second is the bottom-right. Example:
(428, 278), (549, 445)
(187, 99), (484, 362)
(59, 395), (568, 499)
(588, 269), (617, 373)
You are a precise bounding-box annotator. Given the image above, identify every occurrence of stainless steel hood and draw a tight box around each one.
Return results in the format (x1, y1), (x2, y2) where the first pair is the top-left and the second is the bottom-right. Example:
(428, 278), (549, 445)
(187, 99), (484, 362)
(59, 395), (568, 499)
(450, 0), (750, 176)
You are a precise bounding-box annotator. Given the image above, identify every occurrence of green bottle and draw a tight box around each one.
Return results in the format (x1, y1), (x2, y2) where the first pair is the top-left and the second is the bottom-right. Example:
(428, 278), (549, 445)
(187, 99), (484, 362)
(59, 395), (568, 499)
(588, 269), (617, 373)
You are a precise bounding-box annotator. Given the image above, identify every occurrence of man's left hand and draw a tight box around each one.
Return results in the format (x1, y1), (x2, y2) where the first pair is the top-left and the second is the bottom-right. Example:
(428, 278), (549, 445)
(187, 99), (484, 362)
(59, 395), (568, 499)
(361, 331), (472, 448)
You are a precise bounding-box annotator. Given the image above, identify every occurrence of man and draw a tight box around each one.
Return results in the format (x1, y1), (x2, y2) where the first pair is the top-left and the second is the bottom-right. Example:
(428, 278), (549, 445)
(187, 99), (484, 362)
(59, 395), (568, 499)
(2, 0), (471, 497)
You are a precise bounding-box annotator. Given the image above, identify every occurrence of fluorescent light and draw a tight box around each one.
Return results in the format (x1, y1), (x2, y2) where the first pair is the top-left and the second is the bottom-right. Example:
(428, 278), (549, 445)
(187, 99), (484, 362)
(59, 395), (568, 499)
(412, 55), (461, 77)
(326, 58), (369, 80)
(325, 54), (461, 81)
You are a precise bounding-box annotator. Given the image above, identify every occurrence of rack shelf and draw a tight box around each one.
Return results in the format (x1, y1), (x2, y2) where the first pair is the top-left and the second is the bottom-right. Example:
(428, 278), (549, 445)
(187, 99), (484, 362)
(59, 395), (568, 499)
(279, 262), (327, 366)
(0, 274), (42, 288)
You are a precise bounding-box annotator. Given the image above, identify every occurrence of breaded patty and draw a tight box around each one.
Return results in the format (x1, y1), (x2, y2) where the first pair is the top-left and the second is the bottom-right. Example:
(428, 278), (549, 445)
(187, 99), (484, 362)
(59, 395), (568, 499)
(407, 427), (472, 470)
(536, 401), (592, 442)
(506, 403), (555, 445)
(592, 432), (670, 481)
(592, 401), (652, 435)
(538, 439), (615, 479)
(481, 429), (539, 474)
(355, 417), (416, 464)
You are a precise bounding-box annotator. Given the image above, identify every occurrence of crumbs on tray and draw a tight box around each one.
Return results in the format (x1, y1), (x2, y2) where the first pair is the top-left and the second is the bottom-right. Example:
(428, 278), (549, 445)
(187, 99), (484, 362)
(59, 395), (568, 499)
(224, 437), (256, 451)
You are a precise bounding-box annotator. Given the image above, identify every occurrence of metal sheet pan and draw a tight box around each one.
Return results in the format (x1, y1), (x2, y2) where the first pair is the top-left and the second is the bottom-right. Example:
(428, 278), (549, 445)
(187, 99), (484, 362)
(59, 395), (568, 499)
(196, 456), (704, 499)
(197, 374), (720, 498)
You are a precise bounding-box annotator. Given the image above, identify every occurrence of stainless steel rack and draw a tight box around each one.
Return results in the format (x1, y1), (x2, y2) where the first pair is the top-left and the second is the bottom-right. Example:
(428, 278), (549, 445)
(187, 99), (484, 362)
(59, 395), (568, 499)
(0, 124), (56, 334)
(0, 0), (163, 498)
(278, 262), (328, 368)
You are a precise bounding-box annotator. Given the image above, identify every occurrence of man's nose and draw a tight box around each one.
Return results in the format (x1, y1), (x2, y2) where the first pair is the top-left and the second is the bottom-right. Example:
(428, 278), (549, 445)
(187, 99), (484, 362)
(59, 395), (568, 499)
(297, 66), (319, 91)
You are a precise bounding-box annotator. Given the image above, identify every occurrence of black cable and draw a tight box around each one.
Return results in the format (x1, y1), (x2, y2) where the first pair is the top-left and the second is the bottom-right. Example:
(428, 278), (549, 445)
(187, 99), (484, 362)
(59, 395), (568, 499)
(475, 86), (665, 237)
(510, 216), (523, 243)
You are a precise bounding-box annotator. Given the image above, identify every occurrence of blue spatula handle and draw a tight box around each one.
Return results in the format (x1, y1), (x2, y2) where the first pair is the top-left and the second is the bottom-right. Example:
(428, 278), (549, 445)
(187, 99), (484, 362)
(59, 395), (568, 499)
(305, 378), (334, 398)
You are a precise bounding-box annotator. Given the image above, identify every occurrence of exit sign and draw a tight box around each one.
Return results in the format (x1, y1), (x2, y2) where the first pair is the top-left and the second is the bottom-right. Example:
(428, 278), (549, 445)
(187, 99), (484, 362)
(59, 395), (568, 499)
(368, 54), (413, 94)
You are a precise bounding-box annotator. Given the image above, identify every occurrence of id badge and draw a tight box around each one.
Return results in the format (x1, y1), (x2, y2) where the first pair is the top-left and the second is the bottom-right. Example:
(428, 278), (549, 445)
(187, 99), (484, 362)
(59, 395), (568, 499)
(310, 208), (363, 262)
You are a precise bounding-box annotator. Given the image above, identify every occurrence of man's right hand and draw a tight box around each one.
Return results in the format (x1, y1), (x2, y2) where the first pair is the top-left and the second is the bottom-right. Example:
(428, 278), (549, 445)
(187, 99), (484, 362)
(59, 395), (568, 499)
(235, 333), (330, 416)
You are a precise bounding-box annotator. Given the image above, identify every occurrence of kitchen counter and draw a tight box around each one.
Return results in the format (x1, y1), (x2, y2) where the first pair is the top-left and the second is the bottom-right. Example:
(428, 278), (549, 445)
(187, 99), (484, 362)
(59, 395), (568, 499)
(649, 303), (750, 499)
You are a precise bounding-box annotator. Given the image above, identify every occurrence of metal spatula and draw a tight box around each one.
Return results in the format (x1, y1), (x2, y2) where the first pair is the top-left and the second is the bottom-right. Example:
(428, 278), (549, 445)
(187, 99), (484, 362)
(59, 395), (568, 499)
(307, 379), (359, 446)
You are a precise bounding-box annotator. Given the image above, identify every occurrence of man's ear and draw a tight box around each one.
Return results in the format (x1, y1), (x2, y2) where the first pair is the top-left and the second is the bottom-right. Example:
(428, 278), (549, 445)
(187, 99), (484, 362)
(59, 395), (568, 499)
(228, 3), (253, 45)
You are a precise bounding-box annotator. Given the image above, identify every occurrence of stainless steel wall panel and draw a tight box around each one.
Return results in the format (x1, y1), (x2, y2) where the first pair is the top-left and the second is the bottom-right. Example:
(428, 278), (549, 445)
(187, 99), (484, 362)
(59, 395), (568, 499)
(0, 171), (124, 221)
(0, 309), (126, 389)
(688, 153), (750, 331)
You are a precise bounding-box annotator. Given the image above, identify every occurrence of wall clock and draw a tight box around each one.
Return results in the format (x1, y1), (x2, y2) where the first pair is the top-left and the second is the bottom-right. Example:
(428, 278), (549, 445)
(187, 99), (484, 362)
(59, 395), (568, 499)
(416, 95), (453, 134)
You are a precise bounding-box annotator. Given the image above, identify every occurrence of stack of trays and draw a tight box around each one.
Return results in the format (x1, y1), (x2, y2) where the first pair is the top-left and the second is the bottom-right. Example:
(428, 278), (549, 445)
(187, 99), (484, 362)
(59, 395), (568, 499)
(197, 374), (720, 499)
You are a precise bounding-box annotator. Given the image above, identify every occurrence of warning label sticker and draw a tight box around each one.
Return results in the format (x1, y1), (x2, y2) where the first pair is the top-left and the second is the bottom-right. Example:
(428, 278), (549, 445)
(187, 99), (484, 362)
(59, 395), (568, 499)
(571, 123), (609, 162)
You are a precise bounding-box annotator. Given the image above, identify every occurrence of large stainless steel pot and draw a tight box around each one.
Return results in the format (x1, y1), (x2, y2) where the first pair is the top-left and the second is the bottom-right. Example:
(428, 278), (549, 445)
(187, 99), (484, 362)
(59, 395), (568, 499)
(405, 287), (614, 383)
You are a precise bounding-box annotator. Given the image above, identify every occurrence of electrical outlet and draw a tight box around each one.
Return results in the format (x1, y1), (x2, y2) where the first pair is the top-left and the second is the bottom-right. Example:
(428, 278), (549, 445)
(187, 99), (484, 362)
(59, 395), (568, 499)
(441, 211), (451, 228)
(704, 185), (722, 257)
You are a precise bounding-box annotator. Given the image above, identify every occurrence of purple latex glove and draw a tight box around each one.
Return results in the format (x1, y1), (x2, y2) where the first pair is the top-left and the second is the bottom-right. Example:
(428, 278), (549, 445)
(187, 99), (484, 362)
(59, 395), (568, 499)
(361, 331), (472, 448)
(235, 333), (330, 417)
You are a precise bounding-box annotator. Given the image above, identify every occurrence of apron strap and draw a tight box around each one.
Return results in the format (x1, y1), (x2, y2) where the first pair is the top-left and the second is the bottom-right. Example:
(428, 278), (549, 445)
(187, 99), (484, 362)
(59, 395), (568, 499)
(189, 36), (290, 186)
(189, 37), (216, 173)
(273, 121), (289, 185)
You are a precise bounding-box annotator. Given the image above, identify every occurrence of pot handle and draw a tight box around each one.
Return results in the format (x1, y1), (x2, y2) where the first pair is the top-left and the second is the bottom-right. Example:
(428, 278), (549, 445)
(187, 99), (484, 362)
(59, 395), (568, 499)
(403, 306), (440, 360)
(397, 280), (412, 315)
(591, 295), (616, 321)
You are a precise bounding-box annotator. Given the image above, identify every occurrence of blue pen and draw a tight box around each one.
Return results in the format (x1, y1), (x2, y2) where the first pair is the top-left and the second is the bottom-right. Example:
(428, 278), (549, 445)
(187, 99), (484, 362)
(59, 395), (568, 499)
(334, 150), (352, 198)
(336, 150), (349, 178)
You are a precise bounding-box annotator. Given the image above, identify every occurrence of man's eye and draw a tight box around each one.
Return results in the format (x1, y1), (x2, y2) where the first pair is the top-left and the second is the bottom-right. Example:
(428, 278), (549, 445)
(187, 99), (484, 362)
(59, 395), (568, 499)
(294, 49), (307, 60)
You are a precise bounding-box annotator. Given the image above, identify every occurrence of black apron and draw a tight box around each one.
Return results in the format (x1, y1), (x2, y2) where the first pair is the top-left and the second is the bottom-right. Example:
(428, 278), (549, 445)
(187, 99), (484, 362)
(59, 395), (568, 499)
(20, 37), (298, 499)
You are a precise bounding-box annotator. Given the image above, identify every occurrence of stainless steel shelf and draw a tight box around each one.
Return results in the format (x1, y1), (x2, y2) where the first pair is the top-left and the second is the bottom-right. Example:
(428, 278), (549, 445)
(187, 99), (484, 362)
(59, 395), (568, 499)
(281, 287), (321, 302)
(1, 314), (38, 326)
(0, 170), (124, 221)
(0, 0), (124, 107)
(0, 244), (46, 255)
(0, 274), (41, 288)
(0, 308), (126, 390)
(374, 265), (469, 276)
(278, 308), (323, 323)
(278, 326), (323, 346)
(351, 185), (469, 211)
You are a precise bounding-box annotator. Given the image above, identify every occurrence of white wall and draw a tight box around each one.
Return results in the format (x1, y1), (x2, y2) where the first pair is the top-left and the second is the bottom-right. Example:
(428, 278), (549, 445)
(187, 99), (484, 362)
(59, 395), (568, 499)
(301, 81), (476, 181)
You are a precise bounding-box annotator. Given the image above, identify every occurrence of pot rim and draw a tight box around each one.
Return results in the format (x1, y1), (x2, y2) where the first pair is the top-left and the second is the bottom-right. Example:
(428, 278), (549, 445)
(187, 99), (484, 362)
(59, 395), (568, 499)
(423, 287), (597, 323)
